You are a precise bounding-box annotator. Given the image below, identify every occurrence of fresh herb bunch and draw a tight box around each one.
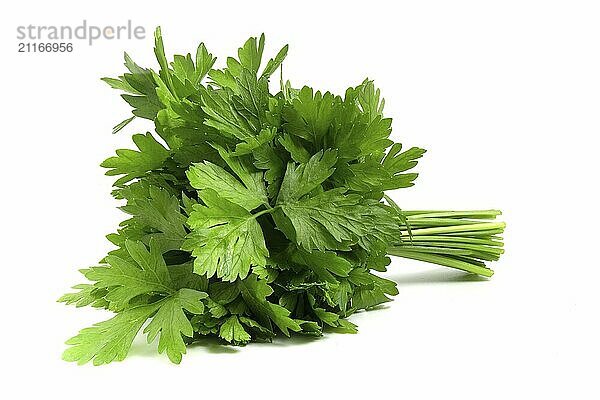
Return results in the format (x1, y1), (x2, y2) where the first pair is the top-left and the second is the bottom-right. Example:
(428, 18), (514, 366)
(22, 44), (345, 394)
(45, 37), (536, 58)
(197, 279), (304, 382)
(59, 28), (505, 365)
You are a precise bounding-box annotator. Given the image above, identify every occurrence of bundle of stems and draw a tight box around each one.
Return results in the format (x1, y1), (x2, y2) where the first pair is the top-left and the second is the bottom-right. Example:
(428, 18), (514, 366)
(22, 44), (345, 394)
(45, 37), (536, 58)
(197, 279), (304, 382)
(389, 209), (505, 277)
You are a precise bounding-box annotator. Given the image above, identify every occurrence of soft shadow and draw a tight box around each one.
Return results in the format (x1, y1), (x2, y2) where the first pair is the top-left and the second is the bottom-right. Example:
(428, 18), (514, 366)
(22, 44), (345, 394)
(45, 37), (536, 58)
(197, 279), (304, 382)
(127, 330), (334, 359)
(188, 336), (240, 354)
(187, 332), (322, 352)
(127, 338), (163, 359)
(126, 271), (479, 359)
(389, 269), (489, 286)
(259, 333), (322, 348)
(127, 335), (240, 359)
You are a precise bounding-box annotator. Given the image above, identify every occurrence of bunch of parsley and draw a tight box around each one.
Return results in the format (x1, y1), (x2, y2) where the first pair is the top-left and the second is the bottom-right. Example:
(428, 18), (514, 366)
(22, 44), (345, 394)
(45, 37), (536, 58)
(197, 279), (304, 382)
(59, 28), (505, 365)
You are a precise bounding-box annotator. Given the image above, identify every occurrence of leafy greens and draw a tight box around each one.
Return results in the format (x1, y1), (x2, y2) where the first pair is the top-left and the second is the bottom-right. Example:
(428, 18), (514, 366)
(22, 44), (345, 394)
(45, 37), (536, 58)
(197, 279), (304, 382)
(59, 28), (505, 365)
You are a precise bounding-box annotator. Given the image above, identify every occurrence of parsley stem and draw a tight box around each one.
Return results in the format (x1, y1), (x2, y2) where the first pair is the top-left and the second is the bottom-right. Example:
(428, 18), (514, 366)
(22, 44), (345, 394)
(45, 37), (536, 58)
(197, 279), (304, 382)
(252, 206), (280, 219)
(403, 210), (502, 219)
(389, 209), (505, 276)
(400, 222), (506, 236)
(388, 247), (495, 277)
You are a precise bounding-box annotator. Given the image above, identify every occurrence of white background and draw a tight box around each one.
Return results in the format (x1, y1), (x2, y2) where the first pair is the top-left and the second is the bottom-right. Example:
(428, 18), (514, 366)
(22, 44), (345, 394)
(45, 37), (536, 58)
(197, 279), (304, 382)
(2, 1), (599, 399)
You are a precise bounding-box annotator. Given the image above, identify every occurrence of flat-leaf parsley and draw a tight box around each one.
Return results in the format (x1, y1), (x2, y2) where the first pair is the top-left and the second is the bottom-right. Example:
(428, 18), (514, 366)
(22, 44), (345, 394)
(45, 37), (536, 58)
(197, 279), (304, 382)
(59, 28), (505, 365)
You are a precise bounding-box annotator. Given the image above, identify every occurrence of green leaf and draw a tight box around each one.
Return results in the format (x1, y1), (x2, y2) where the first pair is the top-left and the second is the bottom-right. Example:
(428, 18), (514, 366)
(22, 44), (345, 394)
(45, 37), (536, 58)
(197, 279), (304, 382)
(313, 307), (340, 327)
(170, 41), (216, 90)
(278, 133), (310, 163)
(183, 189), (269, 282)
(209, 282), (240, 305)
(102, 76), (140, 94)
(84, 239), (174, 311)
(154, 27), (175, 95)
(381, 144), (427, 189)
(116, 182), (187, 252)
(327, 280), (352, 313)
(239, 316), (275, 340)
(186, 160), (267, 211)
(237, 34), (265, 74)
(356, 79), (385, 121)
(329, 318), (358, 334)
(261, 44), (289, 79)
(103, 53), (162, 121)
(168, 262), (208, 291)
(290, 248), (353, 284)
(278, 189), (399, 252)
(234, 69), (270, 128)
(207, 68), (237, 91)
(253, 142), (286, 198)
(101, 132), (170, 186)
(283, 86), (339, 145)
(237, 274), (301, 336)
(57, 283), (108, 309)
(219, 315), (251, 345)
(144, 288), (207, 364)
(351, 286), (392, 310)
(200, 86), (256, 140)
(348, 268), (398, 311)
(112, 116), (136, 134)
(331, 159), (388, 193)
(232, 127), (277, 156)
(329, 81), (394, 160)
(211, 143), (268, 205)
(276, 149), (337, 204)
(63, 303), (160, 366)
(195, 43), (217, 82)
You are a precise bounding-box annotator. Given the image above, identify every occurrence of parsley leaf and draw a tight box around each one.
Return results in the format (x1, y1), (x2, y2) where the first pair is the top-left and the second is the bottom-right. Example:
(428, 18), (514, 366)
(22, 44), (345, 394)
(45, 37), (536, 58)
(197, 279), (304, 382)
(219, 315), (252, 345)
(186, 160), (267, 211)
(278, 189), (399, 252)
(237, 274), (301, 335)
(183, 189), (269, 282)
(83, 239), (174, 311)
(144, 288), (207, 364)
(63, 303), (161, 366)
(101, 132), (170, 186)
(276, 149), (337, 204)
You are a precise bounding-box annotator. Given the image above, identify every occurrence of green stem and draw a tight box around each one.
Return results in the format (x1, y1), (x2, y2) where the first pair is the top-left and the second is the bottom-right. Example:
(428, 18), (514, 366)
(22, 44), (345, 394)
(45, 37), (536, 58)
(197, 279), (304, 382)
(401, 222), (506, 236)
(401, 235), (503, 246)
(402, 210), (502, 219)
(252, 206), (280, 220)
(402, 210), (502, 218)
(388, 247), (495, 277)
(406, 241), (504, 254)
(385, 207), (505, 277)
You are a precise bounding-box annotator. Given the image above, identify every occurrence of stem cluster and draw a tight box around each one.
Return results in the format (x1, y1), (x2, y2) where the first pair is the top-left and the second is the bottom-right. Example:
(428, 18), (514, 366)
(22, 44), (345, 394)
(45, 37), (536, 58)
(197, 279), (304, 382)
(388, 210), (505, 277)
